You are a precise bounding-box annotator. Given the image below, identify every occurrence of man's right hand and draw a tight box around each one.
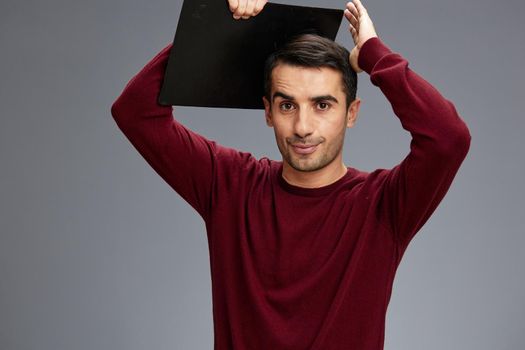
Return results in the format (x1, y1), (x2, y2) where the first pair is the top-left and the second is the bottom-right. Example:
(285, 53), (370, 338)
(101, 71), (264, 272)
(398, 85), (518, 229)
(228, 0), (268, 20)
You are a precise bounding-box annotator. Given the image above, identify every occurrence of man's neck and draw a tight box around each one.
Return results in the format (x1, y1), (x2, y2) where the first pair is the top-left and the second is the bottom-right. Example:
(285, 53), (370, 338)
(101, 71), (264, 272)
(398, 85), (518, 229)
(281, 160), (348, 189)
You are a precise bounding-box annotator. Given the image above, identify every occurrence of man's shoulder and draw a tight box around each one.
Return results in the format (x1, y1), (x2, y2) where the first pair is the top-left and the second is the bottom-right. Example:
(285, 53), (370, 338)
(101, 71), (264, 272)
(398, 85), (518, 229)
(212, 144), (282, 180)
(346, 165), (400, 194)
(214, 144), (276, 167)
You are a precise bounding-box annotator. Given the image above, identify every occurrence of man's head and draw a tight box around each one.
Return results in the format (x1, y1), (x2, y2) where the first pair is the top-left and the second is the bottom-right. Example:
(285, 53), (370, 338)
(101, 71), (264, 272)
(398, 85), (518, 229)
(262, 34), (361, 174)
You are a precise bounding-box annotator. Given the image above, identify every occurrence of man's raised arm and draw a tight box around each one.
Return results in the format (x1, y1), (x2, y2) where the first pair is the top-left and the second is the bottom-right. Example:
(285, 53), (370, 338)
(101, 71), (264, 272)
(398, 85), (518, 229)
(345, 0), (471, 251)
(110, 43), (218, 220)
(110, 2), (269, 220)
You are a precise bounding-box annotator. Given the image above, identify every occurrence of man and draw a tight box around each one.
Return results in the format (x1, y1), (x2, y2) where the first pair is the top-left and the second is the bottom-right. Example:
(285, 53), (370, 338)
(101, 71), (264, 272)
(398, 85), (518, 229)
(110, 0), (471, 349)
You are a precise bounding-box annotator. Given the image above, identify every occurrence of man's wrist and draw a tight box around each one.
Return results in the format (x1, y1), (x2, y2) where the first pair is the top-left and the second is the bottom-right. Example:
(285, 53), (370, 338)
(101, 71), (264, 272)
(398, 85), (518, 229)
(357, 37), (392, 74)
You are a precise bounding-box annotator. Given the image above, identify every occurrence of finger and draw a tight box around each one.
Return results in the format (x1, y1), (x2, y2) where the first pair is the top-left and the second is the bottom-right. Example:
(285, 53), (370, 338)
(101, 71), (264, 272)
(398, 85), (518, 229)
(343, 8), (351, 21)
(234, 0), (247, 18)
(349, 23), (358, 34)
(344, 9), (359, 29)
(349, 25), (359, 42)
(253, 0), (267, 15)
(345, 13), (359, 28)
(346, 2), (359, 18)
(229, 0), (239, 12)
(353, 0), (368, 16)
(245, 0), (256, 16)
(231, 0), (242, 19)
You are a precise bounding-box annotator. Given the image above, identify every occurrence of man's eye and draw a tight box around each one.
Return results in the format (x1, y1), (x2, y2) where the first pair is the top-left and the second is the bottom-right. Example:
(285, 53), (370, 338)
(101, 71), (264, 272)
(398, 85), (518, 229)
(279, 102), (294, 111)
(318, 102), (330, 110)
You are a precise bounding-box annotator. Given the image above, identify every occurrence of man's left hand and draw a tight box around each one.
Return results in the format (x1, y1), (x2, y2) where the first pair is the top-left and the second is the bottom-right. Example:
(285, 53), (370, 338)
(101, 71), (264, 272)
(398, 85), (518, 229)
(344, 0), (378, 73)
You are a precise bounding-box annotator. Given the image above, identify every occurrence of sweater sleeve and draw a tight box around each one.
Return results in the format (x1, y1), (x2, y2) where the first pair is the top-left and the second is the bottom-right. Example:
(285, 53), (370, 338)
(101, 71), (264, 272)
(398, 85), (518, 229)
(110, 43), (217, 220)
(357, 37), (471, 251)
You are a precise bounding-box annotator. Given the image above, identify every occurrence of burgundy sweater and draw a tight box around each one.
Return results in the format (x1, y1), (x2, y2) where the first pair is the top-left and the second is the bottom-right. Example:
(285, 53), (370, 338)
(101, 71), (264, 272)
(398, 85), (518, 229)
(111, 37), (471, 349)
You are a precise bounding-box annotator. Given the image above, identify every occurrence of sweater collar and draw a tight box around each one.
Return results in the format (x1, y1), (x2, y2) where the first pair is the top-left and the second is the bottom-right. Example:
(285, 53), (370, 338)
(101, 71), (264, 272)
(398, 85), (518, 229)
(276, 162), (354, 197)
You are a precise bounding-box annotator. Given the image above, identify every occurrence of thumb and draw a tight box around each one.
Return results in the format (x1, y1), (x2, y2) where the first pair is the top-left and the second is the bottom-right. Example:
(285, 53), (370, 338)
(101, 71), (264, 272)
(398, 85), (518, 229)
(349, 47), (363, 73)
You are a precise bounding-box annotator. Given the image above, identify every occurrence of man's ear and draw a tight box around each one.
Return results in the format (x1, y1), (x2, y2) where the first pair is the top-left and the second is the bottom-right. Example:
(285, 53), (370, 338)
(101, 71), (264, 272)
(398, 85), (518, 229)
(346, 97), (361, 128)
(263, 96), (273, 127)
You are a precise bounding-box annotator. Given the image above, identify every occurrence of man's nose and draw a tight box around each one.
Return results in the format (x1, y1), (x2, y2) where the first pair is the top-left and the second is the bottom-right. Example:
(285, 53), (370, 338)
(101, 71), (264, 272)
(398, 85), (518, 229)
(293, 108), (315, 138)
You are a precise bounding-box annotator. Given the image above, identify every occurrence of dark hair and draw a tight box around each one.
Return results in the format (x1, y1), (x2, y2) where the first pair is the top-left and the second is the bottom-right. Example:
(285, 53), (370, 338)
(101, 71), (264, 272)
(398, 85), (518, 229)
(263, 33), (357, 109)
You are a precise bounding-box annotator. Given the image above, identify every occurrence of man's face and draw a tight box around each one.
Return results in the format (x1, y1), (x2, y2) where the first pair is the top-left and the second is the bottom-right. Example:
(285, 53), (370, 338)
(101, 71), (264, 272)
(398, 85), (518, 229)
(263, 63), (360, 173)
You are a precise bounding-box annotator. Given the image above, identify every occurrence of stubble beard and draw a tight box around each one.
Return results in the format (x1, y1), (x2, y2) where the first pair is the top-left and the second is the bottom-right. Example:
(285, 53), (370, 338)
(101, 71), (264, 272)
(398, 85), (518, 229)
(280, 134), (345, 173)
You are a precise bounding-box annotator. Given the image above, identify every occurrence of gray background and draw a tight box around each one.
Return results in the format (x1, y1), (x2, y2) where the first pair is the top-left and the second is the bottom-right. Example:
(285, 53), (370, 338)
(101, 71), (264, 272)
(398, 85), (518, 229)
(1, 0), (523, 349)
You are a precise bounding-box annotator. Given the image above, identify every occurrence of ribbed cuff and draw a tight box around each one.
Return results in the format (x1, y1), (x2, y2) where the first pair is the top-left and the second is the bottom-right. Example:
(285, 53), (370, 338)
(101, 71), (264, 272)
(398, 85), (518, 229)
(357, 37), (392, 74)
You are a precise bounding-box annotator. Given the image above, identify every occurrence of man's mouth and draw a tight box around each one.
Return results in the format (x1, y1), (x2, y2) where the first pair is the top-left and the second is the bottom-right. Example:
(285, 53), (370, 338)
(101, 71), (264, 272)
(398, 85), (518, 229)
(290, 143), (319, 155)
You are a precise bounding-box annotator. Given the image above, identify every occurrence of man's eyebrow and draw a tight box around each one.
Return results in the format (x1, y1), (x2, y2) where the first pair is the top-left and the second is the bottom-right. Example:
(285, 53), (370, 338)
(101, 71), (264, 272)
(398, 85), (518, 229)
(272, 91), (339, 104)
(272, 91), (294, 103)
(310, 95), (339, 104)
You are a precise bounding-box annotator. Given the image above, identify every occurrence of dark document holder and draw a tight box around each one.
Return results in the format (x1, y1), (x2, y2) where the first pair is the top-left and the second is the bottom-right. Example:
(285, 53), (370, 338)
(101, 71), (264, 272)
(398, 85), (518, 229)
(158, 0), (343, 109)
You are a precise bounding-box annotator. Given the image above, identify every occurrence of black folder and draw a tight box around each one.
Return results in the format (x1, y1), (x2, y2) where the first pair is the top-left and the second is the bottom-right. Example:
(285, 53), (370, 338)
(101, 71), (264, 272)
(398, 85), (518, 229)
(158, 0), (344, 109)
